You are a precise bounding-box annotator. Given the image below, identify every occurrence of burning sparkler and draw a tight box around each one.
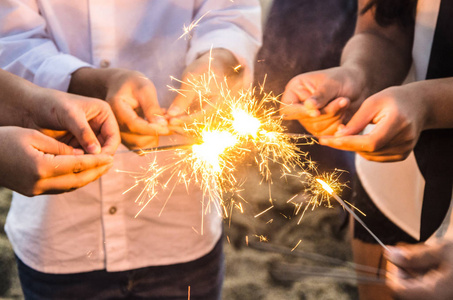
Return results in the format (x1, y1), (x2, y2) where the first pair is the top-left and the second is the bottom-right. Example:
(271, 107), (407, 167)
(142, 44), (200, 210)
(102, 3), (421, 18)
(122, 44), (349, 231)
(316, 178), (389, 250)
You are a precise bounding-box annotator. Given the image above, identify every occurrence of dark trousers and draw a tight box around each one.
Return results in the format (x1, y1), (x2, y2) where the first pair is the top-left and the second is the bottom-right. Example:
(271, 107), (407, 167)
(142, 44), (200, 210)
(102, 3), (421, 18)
(16, 238), (224, 300)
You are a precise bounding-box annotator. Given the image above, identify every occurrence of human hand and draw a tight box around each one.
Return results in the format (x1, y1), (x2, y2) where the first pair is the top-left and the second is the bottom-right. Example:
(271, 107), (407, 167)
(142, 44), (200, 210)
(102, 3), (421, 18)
(167, 49), (242, 130)
(280, 67), (362, 136)
(0, 127), (114, 196)
(385, 241), (453, 300)
(103, 69), (170, 149)
(69, 67), (169, 150)
(318, 85), (427, 162)
(27, 88), (120, 155)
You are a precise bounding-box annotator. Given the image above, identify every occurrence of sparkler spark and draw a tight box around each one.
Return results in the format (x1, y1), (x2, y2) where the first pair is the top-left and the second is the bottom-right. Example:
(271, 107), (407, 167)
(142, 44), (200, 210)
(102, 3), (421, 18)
(178, 11), (211, 40)
(124, 50), (347, 233)
(316, 178), (388, 250)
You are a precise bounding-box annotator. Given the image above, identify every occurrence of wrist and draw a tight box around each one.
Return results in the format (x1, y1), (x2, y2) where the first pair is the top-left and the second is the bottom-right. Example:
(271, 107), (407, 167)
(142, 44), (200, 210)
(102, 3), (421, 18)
(68, 67), (109, 100)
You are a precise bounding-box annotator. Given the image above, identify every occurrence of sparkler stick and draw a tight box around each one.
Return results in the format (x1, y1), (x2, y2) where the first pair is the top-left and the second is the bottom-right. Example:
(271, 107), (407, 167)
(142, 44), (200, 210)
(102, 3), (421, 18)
(316, 178), (389, 251)
(119, 133), (315, 154)
(118, 143), (193, 154)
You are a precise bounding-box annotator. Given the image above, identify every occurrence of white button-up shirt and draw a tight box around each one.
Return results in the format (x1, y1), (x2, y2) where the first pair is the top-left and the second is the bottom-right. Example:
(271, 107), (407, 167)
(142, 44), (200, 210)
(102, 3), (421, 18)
(0, 0), (261, 273)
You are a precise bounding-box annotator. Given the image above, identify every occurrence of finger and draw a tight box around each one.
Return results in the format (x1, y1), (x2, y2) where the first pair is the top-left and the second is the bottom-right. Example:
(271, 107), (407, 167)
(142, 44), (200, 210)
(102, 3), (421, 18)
(136, 82), (168, 127)
(320, 119), (400, 153)
(388, 277), (437, 300)
(279, 104), (311, 120)
(320, 133), (412, 156)
(282, 82), (321, 117)
(357, 151), (411, 163)
(321, 97), (350, 115)
(31, 133), (78, 156)
(97, 115), (121, 155)
(120, 132), (159, 150)
(64, 115), (101, 154)
(386, 244), (442, 270)
(114, 97), (169, 135)
(44, 154), (114, 177)
(167, 79), (200, 117)
(168, 100), (218, 127)
(35, 163), (113, 195)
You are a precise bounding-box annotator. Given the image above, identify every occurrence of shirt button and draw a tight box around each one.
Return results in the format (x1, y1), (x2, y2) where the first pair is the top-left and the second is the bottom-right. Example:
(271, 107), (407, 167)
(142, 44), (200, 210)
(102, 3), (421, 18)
(100, 59), (110, 68)
(109, 206), (117, 215)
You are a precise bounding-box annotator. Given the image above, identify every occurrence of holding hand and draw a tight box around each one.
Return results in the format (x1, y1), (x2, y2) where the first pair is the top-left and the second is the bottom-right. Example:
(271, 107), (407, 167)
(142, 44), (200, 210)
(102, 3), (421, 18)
(28, 88), (121, 155)
(280, 66), (362, 136)
(0, 127), (114, 196)
(385, 241), (453, 300)
(167, 49), (243, 129)
(70, 68), (169, 150)
(319, 85), (427, 162)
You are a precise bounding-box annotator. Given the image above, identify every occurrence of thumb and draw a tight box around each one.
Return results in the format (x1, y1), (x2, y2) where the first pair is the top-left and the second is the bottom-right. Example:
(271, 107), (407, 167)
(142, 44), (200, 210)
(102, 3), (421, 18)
(385, 244), (442, 270)
(138, 84), (167, 127)
(334, 101), (377, 137)
(64, 116), (101, 154)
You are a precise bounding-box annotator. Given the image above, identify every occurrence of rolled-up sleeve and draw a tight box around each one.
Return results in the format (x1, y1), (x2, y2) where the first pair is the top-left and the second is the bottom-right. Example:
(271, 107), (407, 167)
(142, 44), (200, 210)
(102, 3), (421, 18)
(187, 0), (262, 85)
(0, 0), (91, 91)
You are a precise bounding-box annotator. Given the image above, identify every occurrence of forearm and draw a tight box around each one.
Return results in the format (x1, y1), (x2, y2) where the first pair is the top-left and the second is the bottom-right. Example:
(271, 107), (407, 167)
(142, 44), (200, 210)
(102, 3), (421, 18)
(408, 78), (453, 130)
(0, 70), (43, 127)
(68, 67), (110, 100)
(340, 0), (414, 102)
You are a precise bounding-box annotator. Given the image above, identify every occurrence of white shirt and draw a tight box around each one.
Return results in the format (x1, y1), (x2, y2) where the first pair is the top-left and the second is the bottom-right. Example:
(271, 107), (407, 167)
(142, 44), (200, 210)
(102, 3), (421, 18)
(356, 0), (453, 242)
(0, 0), (262, 273)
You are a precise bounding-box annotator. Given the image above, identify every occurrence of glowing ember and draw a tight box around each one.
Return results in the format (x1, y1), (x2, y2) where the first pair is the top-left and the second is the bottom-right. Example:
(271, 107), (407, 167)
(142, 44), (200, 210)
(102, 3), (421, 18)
(192, 130), (237, 173)
(123, 49), (346, 230)
(316, 178), (333, 194)
(232, 109), (261, 137)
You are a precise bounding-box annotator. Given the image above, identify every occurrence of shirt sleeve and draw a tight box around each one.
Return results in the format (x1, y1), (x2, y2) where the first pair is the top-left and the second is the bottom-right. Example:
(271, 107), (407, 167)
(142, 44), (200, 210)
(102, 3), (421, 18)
(0, 0), (91, 91)
(187, 0), (263, 85)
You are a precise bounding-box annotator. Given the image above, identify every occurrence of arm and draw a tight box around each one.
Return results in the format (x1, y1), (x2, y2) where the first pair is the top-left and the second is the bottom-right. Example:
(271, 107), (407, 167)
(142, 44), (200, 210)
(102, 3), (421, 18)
(280, 0), (414, 135)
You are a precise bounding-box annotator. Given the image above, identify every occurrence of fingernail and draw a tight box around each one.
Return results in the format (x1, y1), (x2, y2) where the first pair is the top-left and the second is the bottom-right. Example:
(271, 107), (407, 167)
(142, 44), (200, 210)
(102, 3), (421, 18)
(305, 97), (319, 108)
(170, 118), (183, 126)
(309, 110), (320, 117)
(73, 148), (84, 155)
(87, 143), (101, 154)
(154, 115), (168, 126)
(339, 97), (350, 107)
(334, 130), (347, 137)
(103, 156), (114, 164)
(167, 107), (182, 117)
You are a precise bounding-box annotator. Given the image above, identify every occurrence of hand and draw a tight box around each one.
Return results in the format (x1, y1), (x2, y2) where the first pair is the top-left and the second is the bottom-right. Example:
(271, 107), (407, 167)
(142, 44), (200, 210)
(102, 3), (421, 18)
(27, 88), (120, 155)
(70, 67), (169, 150)
(319, 85), (427, 162)
(0, 127), (114, 196)
(385, 241), (453, 300)
(167, 49), (242, 130)
(280, 67), (362, 136)
(104, 69), (171, 149)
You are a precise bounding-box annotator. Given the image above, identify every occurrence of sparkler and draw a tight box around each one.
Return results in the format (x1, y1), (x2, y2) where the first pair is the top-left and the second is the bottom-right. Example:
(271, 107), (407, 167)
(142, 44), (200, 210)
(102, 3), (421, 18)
(123, 43), (347, 229)
(316, 178), (389, 251)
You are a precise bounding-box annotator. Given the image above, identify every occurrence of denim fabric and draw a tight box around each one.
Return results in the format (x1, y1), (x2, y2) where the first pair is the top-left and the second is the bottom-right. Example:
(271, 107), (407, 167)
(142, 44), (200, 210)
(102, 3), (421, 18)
(16, 238), (224, 300)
